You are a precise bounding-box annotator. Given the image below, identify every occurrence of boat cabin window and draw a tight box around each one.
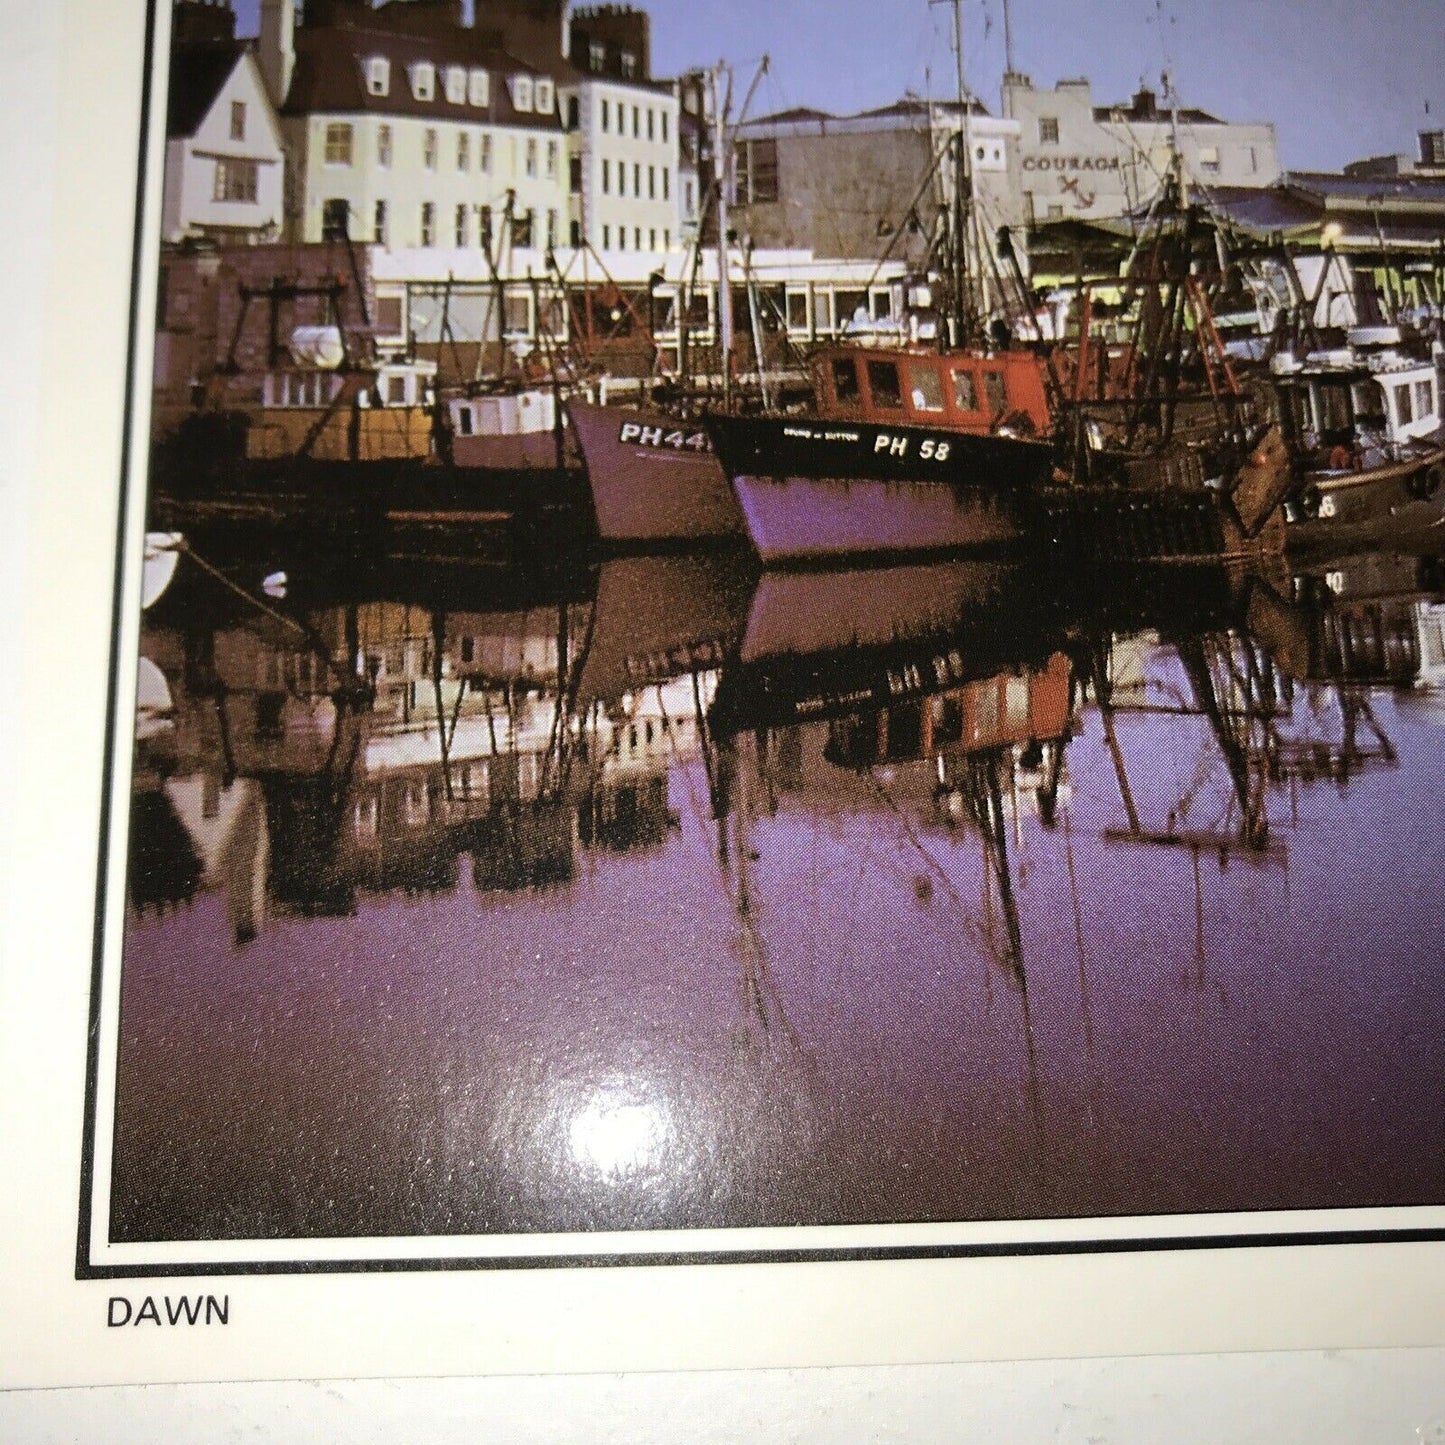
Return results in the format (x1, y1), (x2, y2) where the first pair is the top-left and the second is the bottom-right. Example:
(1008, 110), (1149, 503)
(1005, 675), (1032, 730)
(455, 405), (474, 435)
(836, 290), (866, 327)
(1353, 381), (1386, 429)
(866, 360), (903, 409)
(1313, 382), (1353, 438)
(951, 368), (979, 412)
(906, 364), (944, 412)
(983, 369), (1007, 418)
(386, 374), (408, 406)
(1396, 383), (1414, 426)
(1416, 379), (1436, 422)
(1286, 388), (1311, 438)
(831, 356), (860, 403)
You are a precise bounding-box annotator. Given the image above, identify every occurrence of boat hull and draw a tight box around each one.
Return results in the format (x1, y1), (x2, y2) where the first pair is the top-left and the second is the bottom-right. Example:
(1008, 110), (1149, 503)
(567, 401), (745, 545)
(1284, 445), (1445, 552)
(732, 474), (1025, 564)
(451, 429), (577, 471)
(707, 413), (1054, 564)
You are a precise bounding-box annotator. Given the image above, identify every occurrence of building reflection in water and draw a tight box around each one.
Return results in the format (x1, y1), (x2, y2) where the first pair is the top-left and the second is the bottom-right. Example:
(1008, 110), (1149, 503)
(114, 539), (1445, 1242)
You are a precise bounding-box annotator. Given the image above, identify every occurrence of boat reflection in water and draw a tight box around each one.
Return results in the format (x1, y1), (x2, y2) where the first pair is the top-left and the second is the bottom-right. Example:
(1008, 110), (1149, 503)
(116, 536), (1445, 1244)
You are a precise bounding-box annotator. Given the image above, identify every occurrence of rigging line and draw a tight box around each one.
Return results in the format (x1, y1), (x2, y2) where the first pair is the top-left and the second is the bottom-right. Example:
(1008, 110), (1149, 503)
(862, 768), (1015, 977)
(175, 541), (354, 688)
(859, 130), (959, 299)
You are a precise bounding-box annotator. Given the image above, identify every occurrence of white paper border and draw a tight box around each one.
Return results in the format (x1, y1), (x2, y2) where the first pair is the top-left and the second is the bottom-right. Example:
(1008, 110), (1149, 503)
(2, 0), (1441, 1392)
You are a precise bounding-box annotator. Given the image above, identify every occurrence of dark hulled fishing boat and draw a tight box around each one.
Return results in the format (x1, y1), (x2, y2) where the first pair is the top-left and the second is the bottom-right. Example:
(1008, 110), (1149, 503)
(704, 411), (1056, 564)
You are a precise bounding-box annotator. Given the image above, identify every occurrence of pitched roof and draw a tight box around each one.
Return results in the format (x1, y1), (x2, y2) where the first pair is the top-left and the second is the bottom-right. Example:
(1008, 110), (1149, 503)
(856, 96), (990, 120)
(749, 105), (834, 126)
(283, 26), (564, 130)
(1286, 170), (1445, 207)
(166, 40), (248, 139)
(1095, 103), (1222, 126)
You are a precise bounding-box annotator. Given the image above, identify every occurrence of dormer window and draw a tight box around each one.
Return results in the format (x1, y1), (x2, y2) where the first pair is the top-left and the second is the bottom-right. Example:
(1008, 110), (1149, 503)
(366, 57), (390, 97)
(535, 78), (554, 113)
(445, 66), (466, 105)
(468, 68), (489, 106)
(410, 62), (435, 102)
(511, 75), (533, 112)
(588, 40), (604, 72)
(620, 51), (637, 79)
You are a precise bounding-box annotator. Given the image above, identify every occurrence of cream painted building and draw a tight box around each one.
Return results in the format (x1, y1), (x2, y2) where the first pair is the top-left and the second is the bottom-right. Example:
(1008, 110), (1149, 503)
(1003, 75), (1280, 223)
(560, 4), (681, 254)
(162, 41), (286, 243)
(564, 74), (679, 255)
(258, 0), (570, 254)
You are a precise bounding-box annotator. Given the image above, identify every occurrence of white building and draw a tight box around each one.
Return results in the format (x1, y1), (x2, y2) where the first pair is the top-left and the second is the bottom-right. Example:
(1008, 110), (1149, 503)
(563, 73), (679, 255)
(162, 40), (286, 243)
(559, 4), (682, 254)
(258, 0), (570, 254)
(1003, 75), (1280, 223)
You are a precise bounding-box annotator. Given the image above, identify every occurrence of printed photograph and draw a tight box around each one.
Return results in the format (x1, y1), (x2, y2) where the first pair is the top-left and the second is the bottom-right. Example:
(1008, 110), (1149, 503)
(91, 0), (1445, 1266)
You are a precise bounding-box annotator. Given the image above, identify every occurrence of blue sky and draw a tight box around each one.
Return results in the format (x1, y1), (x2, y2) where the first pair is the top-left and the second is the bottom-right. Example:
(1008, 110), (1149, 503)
(229, 0), (1443, 172)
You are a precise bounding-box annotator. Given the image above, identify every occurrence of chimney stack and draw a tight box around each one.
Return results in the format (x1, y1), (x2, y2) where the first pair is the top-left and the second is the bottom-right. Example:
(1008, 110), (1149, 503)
(258, 0), (297, 107)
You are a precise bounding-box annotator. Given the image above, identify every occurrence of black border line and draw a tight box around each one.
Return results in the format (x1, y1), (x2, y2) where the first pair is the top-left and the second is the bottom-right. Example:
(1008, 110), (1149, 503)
(75, 0), (1445, 1286)
(74, 1226), (1445, 1282)
(77, 0), (162, 1282)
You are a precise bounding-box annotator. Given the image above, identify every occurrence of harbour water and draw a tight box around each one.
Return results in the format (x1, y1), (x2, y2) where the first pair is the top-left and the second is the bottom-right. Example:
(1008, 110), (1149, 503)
(112, 530), (1445, 1243)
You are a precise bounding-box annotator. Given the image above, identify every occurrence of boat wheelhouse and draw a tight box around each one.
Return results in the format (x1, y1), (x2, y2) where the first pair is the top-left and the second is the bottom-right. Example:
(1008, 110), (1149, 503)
(246, 357), (438, 462)
(447, 387), (574, 471)
(810, 345), (1054, 438)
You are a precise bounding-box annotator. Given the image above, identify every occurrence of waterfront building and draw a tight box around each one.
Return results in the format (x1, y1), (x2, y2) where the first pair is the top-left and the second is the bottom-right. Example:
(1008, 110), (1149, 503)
(257, 0), (570, 253)
(563, 5), (681, 255)
(1002, 75), (1280, 223)
(1347, 130), (1445, 181)
(1203, 171), (1445, 329)
(731, 99), (1023, 263)
(250, 0), (682, 257)
(163, 1), (286, 244)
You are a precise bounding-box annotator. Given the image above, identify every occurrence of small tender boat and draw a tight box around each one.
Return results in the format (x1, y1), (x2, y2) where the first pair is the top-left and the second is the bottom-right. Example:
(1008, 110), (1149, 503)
(141, 531), (184, 610)
(1274, 331), (1445, 550)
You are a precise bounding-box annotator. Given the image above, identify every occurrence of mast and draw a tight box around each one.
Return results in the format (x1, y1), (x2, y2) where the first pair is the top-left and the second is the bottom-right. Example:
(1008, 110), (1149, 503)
(712, 64), (735, 409)
(931, 0), (983, 340)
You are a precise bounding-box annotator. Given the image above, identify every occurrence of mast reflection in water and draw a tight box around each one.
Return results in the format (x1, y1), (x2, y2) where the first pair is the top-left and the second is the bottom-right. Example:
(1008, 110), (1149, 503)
(114, 538), (1445, 1243)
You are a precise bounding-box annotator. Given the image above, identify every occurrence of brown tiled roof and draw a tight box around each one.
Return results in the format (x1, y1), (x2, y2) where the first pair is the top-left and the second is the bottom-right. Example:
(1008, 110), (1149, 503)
(167, 40), (248, 138)
(282, 26), (564, 131)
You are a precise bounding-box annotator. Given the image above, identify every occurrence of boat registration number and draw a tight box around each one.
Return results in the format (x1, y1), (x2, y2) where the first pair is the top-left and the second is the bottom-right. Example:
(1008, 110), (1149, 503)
(619, 422), (712, 453)
(874, 432), (952, 461)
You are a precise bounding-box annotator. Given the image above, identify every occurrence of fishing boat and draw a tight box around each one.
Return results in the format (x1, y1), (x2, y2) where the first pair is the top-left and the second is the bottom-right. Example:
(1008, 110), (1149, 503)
(705, 410), (1056, 565)
(1274, 330), (1445, 550)
(566, 398), (746, 545)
